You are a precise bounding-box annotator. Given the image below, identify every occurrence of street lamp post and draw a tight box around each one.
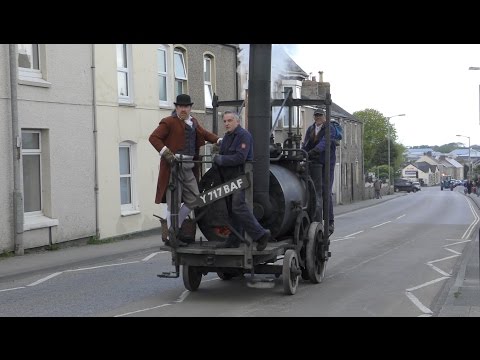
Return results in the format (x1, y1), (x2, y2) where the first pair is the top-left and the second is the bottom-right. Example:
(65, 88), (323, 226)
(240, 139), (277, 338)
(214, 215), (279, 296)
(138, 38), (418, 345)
(456, 134), (471, 180)
(386, 114), (405, 194)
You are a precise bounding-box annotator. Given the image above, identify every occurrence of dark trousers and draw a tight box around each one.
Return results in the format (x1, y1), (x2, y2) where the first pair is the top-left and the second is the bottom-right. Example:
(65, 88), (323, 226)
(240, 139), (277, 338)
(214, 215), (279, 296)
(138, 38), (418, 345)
(309, 162), (334, 224)
(228, 189), (265, 242)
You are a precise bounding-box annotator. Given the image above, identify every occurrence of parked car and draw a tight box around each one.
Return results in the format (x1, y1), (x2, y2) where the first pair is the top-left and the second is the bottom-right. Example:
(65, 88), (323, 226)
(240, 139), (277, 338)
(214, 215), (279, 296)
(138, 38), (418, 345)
(412, 181), (421, 191)
(394, 179), (416, 193)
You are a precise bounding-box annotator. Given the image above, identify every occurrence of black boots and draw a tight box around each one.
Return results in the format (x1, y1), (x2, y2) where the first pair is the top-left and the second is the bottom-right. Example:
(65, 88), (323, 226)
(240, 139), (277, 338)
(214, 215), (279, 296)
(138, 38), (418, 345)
(256, 229), (271, 251)
(215, 237), (240, 248)
(328, 222), (334, 236)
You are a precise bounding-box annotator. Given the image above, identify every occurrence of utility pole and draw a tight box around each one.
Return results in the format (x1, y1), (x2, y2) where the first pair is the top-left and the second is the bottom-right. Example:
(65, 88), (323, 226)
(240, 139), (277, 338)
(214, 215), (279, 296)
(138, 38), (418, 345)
(386, 114), (405, 194)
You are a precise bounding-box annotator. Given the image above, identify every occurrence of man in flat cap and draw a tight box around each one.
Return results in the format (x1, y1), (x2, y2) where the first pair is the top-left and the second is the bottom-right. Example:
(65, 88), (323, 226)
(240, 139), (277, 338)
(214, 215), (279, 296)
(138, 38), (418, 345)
(302, 108), (337, 235)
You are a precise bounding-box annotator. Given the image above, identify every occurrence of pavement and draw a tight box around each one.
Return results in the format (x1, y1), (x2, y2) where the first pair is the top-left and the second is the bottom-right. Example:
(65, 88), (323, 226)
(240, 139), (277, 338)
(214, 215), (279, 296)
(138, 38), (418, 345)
(1, 189), (478, 316)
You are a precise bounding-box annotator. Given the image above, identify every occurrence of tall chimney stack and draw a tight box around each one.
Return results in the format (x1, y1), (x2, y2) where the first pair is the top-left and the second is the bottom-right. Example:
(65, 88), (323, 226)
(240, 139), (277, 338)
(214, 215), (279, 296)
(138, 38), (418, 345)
(318, 71), (323, 82)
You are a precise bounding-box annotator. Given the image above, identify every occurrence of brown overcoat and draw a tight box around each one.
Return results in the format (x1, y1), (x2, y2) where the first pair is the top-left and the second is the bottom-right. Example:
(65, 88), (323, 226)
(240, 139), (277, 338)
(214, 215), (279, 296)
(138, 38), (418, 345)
(149, 115), (219, 204)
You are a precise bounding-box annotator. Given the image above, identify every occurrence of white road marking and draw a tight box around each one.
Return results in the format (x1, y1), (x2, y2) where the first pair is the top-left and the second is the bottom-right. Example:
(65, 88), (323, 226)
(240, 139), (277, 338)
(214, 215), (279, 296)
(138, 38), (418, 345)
(404, 200), (477, 316)
(405, 291), (433, 314)
(462, 198), (480, 239)
(65, 261), (140, 272)
(427, 255), (459, 264)
(396, 214), (406, 220)
(27, 272), (63, 286)
(406, 276), (449, 292)
(114, 303), (171, 317)
(444, 239), (471, 247)
(346, 230), (364, 237)
(0, 286), (25, 292)
(142, 252), (161, 261)
(444, 248), (461, 255)
(331, 237), (356, 242)
(427, 263), (451, 277)
(175, 290), (190, 303)
(371, 221), (391, 228)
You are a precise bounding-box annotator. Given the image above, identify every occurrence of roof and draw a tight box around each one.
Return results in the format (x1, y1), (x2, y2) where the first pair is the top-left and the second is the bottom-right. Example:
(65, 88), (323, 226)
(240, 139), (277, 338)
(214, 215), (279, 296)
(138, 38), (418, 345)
(444, 157), (463, 168)
(415, 161), (438, 173)
(272, 46), (308, 80)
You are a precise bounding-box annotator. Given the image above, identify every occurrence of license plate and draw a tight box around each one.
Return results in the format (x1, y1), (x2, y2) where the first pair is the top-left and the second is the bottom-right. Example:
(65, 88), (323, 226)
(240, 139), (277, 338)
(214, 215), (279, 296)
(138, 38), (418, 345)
(192, 173), (250, 208)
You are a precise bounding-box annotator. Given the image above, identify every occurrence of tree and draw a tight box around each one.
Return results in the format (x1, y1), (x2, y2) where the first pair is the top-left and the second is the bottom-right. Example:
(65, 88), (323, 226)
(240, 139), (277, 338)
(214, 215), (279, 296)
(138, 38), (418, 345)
(433, 143), (460, 154)
(353, 108), (399, 171)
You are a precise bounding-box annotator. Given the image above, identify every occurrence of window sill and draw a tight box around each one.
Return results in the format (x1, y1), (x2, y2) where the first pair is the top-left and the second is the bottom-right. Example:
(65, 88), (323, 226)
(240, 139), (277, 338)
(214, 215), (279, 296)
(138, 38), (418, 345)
(18, 77), (51, 88)
(158, 104), (174, 110)
(121, 209), (140, 217)
(24, 214), (59, 231)
(118, 101), (136, 107)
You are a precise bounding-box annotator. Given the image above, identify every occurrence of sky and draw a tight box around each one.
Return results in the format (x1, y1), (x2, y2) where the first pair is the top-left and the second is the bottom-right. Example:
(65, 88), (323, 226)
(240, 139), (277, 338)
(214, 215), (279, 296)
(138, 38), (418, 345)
(280, 44), (480, 148)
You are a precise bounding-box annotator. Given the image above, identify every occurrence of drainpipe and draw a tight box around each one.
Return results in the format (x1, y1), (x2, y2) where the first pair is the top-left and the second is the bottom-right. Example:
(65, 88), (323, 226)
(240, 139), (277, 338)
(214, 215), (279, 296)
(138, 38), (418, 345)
(91, 44), (100, 240)
(9, 44), (24, 255)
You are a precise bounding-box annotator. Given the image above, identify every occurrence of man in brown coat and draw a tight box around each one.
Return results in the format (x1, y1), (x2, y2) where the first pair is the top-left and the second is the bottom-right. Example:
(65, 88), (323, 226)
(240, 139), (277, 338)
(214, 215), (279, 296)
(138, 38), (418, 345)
(149, 94), (220, 235)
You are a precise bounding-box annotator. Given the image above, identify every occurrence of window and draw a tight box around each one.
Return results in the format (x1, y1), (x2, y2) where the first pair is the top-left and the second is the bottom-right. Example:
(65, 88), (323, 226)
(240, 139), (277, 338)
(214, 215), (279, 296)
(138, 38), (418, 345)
(157, 46), (168, 104)
(204, 55), (213, 108)
(22, 130), (42, 214)
(17, 44), (50, 86)
(174, 48), (187, 96)
(117, 44), (133, 103)
(119, 142), (138, 215)
(281, 86), (302, 128)
(18, 44), (39, 71)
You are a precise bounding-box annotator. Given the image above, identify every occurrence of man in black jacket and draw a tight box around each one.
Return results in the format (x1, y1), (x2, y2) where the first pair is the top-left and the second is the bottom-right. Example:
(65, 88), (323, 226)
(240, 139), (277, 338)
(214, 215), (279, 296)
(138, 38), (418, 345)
(301, 109), (337, 235)
(213, 111), (271, 250)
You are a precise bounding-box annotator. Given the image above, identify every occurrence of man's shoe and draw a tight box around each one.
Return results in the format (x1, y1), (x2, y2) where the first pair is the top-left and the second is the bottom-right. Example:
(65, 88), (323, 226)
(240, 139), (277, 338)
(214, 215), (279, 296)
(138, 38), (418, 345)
(256, 230), (271, 251)
(215, 237), (240, 249)
(328, 222), (334, 236)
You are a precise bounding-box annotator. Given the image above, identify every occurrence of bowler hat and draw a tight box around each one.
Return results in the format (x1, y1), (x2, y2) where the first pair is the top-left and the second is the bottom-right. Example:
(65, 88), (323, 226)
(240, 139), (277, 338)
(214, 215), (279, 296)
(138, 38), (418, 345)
(174, 94), (194, 106)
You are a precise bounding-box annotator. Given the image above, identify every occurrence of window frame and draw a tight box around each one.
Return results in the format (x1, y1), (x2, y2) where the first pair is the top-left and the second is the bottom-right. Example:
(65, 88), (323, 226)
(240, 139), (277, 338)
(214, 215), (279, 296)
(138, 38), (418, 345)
(117, 44), (134, 104)
(174, 48), (187, 96)
(157, 45), (169, 106)
(17, 44), (51, 87)
(204, 55), (213, 108)
(21, 130), (43, 216)
(281, 85), (300, 128)
(119, 142), (139, 215)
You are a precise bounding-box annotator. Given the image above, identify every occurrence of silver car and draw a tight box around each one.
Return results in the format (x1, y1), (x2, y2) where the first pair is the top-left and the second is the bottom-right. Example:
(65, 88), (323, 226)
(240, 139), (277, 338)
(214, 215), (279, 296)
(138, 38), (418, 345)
(412, 181), (421, 191)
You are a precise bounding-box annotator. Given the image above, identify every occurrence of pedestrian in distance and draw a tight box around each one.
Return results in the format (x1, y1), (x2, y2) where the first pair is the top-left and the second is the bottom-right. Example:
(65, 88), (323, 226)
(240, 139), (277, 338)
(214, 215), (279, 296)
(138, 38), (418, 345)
(374, 178), (382, 199)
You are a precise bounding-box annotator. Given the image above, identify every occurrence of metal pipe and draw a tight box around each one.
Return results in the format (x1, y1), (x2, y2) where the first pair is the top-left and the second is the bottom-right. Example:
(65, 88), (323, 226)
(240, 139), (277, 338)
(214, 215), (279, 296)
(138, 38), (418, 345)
(248, 44), (273, 221)
(9, 44), (24, 255)
(323, 93), (332, 239)
(91, 44), (100, 240)
(270, 88), (291, 136)
(212, 93), (218, 134)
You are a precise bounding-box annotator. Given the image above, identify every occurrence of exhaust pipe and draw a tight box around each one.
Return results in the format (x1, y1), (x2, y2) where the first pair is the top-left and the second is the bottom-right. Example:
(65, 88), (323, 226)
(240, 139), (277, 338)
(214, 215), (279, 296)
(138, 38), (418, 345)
(248, 44), (273, 221)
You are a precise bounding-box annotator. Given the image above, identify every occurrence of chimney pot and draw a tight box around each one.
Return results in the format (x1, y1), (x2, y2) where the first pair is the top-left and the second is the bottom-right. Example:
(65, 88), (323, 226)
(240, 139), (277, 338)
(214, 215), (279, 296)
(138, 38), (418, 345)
(318, 71), (324, 82)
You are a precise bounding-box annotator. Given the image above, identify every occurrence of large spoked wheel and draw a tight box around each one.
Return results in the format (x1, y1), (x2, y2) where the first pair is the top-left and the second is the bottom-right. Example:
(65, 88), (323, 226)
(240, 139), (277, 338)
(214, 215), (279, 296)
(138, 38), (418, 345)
(294, 211), (310, 246)
(306, 222), (327, 284)
(182, 265), (202, 291)
(283, 249), (300, 295)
